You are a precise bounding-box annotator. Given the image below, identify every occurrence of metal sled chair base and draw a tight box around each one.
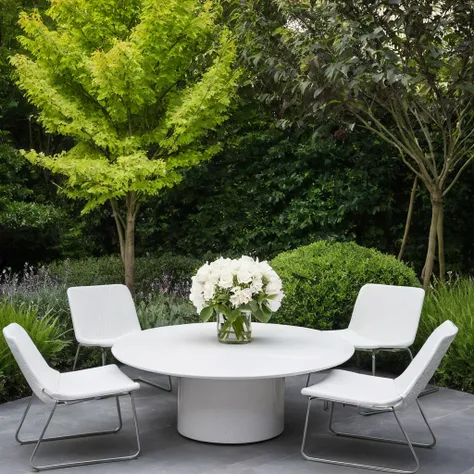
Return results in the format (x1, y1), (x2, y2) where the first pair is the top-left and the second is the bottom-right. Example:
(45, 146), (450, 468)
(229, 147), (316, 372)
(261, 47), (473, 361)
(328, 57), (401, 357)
(73, 344), (172, 392)
(16, 392), (140, 471)
(134, 376), (172, 392)
(301, 398), (436, 474)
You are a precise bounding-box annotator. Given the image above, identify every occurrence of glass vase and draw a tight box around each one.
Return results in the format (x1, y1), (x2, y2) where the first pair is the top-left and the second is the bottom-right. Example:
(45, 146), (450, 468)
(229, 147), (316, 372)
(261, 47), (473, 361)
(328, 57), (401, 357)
(217, 311), (252, 344)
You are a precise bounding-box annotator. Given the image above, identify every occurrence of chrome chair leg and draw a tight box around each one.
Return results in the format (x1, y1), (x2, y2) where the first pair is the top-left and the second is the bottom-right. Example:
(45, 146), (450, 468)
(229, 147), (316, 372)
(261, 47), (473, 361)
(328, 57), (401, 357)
(419, 384), (439, 397)
(75, 345), (173, 394)
(302, 397), (435, 473)
(15, 395), (34, 445)
(135, 375), (172, 393)
(16, 394), (123, 446)
(359, 350), (389, 416)
(331, 400), (436, 449)
(101, 347), (172, 393)
(72, 344), (81, 371)
(306, 373), (328, 411)
(22, 393), (140, 471)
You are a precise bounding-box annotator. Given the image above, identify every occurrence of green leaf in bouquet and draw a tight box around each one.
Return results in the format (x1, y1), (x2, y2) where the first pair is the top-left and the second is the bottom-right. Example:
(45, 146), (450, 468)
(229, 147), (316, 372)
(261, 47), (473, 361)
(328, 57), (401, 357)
(249, 300), (259, 313)
(217, 304), (230, 316)
(255, 303), (273, 323)
(257, 294), (266, 304)
(199, 306), (214, 322)
(226, 308), (242, 323)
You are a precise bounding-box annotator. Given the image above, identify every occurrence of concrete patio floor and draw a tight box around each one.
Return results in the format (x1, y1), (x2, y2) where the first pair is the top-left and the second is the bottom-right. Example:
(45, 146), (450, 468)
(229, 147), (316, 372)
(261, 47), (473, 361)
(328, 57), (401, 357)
(1, 368), (474, 474)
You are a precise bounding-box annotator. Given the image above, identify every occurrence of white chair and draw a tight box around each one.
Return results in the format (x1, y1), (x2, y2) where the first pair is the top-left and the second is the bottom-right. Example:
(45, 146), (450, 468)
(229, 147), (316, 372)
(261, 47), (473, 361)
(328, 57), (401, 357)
(67, 284), (171, 392)
(306, 284), (432, 404)
(301, 320), (458, 474)
(3, 323), (141, 471)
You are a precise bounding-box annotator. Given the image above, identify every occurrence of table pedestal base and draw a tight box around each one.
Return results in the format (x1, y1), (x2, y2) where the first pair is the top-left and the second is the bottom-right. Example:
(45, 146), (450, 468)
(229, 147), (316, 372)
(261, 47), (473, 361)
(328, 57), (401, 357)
(177, 377), (285, 444)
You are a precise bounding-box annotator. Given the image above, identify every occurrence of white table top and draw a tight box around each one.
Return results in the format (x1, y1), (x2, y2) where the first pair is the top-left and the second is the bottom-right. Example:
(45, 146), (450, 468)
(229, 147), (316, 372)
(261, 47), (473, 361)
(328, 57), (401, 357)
(112, 323), (354, 380)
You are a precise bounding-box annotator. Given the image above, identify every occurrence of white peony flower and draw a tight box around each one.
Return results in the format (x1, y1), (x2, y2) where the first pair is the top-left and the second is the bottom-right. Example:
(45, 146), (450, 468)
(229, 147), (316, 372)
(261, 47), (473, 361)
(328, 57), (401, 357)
(250, 279), (263, 294)
(190, 255), (284, 315)
(189, 283), (206, 313)
(230, 286), (253, 308)
(236, 265), (253, 284)
(266, 294), (283, 312)
(265, 279), (282, 295)
(203, 281), (215, 301)
(219, 269), (234, 289)
(240, 287), (253, 303)
(258, 260), (273, 274)
(195, 263), (211, 283)
(249, 271), (263, 293)
(236, 256), (259, 283)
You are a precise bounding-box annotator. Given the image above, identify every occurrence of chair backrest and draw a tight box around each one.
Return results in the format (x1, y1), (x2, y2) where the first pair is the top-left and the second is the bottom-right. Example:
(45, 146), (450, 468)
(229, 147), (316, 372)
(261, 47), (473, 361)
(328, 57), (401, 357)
(2, 323), (59, 404)
(67, 284), (141, 346)
(395, 320), (458, 407)
(348, 283), (425, 346)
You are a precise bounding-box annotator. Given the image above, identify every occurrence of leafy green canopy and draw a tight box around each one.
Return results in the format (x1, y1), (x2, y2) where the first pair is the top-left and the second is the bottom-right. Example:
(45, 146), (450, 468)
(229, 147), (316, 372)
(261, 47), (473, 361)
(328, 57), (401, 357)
(243, 0), (474, 187)
(239, 0), (474, 285)
(11, 0), (239, 212)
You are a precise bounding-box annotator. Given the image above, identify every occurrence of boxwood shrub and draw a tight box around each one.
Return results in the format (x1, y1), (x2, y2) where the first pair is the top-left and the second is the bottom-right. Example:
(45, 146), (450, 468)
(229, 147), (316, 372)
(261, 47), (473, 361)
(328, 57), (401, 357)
(47, 253), (201, 297)
(270, 240), (419, 330)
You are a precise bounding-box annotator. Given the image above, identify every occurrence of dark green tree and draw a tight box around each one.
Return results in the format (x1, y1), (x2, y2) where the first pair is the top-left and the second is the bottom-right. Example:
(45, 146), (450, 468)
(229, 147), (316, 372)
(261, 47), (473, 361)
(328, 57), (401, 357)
(239, 0), (474, 287)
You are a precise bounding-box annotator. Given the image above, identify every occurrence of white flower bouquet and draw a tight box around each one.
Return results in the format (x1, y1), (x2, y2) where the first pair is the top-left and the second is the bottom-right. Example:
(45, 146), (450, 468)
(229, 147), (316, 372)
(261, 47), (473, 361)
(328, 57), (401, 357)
(190, 256), (284, 343)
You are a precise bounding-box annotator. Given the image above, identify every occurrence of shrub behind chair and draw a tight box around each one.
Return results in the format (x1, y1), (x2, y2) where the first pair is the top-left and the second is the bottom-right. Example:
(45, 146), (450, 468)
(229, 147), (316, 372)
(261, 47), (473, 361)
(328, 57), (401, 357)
(0, 302), (67, 401)
(271, 240), (419, 330)
(416, 277), (474, 393)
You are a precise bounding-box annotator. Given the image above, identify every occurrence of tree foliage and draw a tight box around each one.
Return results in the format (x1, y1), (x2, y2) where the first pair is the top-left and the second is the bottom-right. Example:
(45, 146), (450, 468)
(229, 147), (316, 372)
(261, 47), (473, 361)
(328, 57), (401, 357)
(137, 98), (413, 261)
(238, 0), (474, 287)
(0, 134), (72, 268)
(12, 0), (240, 290)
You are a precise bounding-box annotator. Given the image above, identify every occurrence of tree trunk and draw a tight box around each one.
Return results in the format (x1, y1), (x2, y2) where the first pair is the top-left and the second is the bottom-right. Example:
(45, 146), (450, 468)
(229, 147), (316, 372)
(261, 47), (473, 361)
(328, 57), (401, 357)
(110, 193), (138, 294)
(422, 189), (442, 289)
(111, 200), (125, 263)
(123, 203), (136, 294)
(437, 198), (445, 282)
(398, 175), (418, 261)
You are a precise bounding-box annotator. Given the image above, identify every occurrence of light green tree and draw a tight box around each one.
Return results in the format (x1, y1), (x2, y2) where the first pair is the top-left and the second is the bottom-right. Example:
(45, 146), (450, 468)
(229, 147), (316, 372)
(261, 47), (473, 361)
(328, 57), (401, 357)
(11, 0), (240, 292)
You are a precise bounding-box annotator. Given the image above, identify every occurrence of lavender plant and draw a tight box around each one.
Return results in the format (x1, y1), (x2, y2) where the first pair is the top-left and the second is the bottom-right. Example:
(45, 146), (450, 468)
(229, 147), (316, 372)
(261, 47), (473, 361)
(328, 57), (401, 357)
(0, 264), (69, 319)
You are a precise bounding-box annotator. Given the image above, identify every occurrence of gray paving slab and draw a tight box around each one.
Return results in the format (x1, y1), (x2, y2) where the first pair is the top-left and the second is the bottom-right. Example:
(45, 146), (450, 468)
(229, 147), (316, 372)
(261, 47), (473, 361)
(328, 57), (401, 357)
(0, 370), (473, 474)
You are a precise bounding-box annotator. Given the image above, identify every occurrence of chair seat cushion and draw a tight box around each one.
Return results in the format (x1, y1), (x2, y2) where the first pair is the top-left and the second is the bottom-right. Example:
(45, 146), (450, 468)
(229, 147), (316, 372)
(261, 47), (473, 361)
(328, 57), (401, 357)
(77, 330), (141, 348)
(78, 337), (121, 348)
(45, 365), (140, 401)
(331, 329), (414, 350)
(301, 369), (403, 408)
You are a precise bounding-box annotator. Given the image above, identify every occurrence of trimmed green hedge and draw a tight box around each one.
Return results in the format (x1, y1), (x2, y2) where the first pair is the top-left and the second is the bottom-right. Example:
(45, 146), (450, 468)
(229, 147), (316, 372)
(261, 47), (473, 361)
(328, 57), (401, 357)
(47, 253), (201, 296)
(270, 241), (419, 330)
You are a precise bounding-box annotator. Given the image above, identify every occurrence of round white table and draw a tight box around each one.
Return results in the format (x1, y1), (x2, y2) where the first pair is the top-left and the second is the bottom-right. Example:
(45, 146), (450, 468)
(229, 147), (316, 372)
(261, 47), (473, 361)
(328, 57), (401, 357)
(112, 323), (354, 444)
